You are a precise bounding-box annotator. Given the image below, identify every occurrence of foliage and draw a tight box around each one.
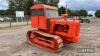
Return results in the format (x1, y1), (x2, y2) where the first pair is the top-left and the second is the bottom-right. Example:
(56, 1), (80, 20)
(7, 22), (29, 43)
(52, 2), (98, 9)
(88, 14), (93, 17)
(1, 0), (88, 17)
(58, 6), (67, 16)
(7, 0), (34, 15)
(78, 10), (87, 17)
(67, 9), (72, 16)
(7, 0), (59, 15)
(0, 10), (7, 15)
(58, 8), (88, 17)
(24, 0), (33, 15)
(35, 0), (59, 7)
(67, 9), (87, 17)
(95, 10), (100, 17)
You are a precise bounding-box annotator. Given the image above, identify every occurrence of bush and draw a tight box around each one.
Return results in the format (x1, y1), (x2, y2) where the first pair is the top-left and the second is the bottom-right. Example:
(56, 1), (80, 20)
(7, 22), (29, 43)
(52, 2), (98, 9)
(95, 10), (100, 17)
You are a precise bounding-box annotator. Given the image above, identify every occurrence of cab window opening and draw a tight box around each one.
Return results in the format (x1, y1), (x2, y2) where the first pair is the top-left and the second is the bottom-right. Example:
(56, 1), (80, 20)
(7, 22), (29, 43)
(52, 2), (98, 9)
(31, 9), (44, 16)
(46, 9), (58, 18)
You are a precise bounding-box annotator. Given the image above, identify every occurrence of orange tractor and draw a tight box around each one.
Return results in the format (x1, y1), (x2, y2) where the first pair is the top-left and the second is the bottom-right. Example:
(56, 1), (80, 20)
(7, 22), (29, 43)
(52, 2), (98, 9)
(27, 4), (80, 52)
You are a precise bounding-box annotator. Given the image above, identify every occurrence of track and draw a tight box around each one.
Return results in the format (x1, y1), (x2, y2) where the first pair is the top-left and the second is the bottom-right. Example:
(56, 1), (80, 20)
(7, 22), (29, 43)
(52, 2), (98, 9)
(27, 30), (63, 52)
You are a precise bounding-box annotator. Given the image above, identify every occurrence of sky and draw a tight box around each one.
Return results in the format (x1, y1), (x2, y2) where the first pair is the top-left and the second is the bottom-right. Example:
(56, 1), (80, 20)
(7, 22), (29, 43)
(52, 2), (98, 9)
(59, 0), (100, 11)
(59, 0), (100, 15)
(58, 0), (100, 16)
(0, 0), (8, 10)
(0, 0), (100, 15)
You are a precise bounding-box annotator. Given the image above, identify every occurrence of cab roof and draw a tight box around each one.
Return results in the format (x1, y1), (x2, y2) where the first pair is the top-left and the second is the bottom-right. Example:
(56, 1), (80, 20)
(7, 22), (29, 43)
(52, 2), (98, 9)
(31, 4), (57, 10)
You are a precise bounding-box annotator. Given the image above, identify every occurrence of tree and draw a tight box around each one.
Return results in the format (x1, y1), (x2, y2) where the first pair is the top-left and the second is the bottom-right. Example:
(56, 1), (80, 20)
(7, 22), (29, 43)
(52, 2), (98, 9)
(66, 9), (88, 17)
(8, 0), (34, 15)
(78, 10), (87, 17)
(88, 14), (93, 17)
(7, 0), (16, 15)
(72, 10), (79, 16)
(0, 10), (7, 15)
(35, 0), (59, 7)
(24, 0), (34, 15)
(67, 9), (72, 16)
(58, 6), (66, 16)
(95, 10), (100, 17)
(8, 0), (59, 15)
(50, 0), (59, 7)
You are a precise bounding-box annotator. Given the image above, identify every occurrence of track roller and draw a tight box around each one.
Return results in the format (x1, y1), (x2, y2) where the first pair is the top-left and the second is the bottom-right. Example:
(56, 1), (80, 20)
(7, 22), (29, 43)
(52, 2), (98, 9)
(26, 30), (63, 52)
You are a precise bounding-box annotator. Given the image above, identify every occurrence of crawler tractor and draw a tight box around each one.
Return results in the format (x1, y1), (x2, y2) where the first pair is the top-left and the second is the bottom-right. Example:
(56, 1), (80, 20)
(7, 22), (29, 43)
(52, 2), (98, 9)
(27, 4), (80, 52)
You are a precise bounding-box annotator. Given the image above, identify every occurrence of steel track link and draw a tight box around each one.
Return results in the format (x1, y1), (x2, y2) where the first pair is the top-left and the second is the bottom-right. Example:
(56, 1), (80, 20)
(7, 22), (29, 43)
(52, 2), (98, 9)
(27, 30), (63, 52)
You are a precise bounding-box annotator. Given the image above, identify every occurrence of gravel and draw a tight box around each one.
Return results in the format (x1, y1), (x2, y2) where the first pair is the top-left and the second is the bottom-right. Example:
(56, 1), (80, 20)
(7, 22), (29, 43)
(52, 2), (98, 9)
(0, 18), (100, 56)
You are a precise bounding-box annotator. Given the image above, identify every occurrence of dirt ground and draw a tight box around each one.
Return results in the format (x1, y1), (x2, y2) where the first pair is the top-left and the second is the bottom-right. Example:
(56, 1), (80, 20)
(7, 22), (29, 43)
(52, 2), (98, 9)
(0, 18), (100, 56)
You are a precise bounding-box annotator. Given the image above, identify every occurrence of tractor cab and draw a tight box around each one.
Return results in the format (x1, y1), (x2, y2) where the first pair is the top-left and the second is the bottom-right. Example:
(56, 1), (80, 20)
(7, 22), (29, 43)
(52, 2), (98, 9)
(30, 4), (58, 30)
